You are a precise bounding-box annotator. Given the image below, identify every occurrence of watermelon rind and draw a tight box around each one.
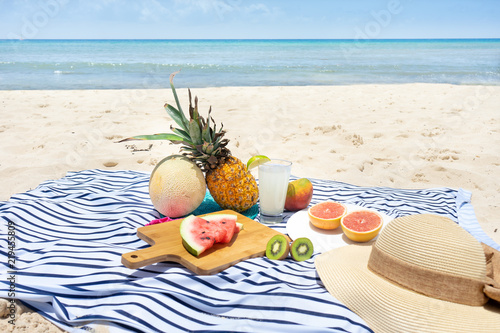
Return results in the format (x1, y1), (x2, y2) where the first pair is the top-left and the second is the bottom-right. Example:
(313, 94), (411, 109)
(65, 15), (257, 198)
(182, 238), (200, 257)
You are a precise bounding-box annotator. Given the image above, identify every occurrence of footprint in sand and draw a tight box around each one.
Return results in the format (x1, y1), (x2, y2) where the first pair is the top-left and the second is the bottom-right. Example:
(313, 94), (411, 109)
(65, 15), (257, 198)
(345, 133), (364, 147)
(314, 125), (342, 134)
(421, 127), (443, 137)
(106, 135), (123, 141)
(103, 161), (118, 167)
(440, 155), (459, 161)
(412, 173), (428, 182)
(358, 161), (373, 172)
(374, 157), (392, 162)
(419, 148), (460, 162)
(438, 149), (460, 161)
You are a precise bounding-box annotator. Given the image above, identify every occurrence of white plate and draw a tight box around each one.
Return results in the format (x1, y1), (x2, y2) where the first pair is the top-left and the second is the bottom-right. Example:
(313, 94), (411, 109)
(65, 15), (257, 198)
(286, 204), (394, 254)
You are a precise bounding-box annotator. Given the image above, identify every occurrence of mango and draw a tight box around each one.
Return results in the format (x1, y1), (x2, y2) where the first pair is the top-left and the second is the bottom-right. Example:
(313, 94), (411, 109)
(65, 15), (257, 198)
(284, 178), (313, 211)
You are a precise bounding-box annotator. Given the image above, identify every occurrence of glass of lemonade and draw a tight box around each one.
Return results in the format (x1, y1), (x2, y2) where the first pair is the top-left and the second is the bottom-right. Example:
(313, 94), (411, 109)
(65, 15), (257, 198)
(258, 159), (292, 224)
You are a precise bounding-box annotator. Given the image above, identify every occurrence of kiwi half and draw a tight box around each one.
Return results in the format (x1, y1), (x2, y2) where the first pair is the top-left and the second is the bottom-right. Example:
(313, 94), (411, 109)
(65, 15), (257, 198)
(290, 237), (314, 261)
(266, 234), (290, 260)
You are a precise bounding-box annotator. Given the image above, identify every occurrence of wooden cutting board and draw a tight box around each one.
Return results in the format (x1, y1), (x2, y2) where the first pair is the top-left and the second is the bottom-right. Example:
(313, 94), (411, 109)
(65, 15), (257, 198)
(122, 210), (287, 275)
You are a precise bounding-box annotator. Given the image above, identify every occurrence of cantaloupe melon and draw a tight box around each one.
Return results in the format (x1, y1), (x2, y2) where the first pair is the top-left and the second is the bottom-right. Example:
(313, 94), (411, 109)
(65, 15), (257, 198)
(149, 155), (206, 218)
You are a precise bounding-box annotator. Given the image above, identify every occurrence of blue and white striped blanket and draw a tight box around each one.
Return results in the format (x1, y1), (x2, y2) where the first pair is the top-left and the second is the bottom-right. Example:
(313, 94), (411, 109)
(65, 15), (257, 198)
(1, 169), (498, 332)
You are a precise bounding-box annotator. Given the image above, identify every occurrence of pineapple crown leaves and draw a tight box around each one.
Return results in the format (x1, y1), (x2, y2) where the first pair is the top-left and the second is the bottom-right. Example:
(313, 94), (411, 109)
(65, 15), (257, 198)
(118, 71), (230, 171)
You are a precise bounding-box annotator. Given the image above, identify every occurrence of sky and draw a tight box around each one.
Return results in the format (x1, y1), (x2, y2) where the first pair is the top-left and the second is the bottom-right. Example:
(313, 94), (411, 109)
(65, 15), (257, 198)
(0, 0), (499, 39)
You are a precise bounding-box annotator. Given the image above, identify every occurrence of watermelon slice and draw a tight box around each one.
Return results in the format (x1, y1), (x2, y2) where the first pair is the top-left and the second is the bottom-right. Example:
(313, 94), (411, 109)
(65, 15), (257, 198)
(180, 214), (242, 256)
(180, 215), (217, 256)
(203, 214), (237, 243)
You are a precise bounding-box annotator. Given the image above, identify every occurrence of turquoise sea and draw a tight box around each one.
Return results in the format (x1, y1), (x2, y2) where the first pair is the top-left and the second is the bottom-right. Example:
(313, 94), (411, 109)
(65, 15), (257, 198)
(0, 39), (499, 89)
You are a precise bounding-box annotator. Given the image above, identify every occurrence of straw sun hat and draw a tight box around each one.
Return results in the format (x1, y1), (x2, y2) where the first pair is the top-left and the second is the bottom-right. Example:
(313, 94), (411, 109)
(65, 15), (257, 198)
(315, 214), (500, 333)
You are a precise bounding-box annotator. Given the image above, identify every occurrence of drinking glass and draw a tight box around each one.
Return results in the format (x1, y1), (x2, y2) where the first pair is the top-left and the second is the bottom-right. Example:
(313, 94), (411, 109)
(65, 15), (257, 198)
(258, 159), (292, 223)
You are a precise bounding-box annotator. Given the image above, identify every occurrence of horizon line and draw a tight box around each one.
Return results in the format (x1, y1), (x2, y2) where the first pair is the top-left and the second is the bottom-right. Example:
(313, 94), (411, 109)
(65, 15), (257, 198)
(2, 37), (500, 41)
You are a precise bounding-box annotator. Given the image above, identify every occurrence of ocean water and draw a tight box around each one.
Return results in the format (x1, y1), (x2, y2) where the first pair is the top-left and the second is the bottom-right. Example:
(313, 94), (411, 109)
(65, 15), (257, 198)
(0, 39), (499, 89)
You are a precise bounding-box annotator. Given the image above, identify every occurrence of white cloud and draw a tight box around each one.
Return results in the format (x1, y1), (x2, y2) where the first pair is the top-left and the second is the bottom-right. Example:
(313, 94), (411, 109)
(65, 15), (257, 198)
(172, 0), (278, 21)
(245, 3), (270, 15)
(138, 0), (171, 21)
(76, 0), (123, 13)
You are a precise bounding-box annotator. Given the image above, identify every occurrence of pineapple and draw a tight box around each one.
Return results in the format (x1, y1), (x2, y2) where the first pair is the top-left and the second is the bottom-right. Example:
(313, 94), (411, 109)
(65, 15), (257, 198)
(205, 156), (258, 211)
(121, 71), (258, 212)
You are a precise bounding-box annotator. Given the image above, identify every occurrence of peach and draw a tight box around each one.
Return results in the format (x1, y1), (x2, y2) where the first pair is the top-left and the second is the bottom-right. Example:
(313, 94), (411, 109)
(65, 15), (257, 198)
(284, 178), (313, 211)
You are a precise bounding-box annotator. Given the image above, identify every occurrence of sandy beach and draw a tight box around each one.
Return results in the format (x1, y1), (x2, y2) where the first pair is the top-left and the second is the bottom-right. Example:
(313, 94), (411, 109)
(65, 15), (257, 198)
(1, 84), (499, 331)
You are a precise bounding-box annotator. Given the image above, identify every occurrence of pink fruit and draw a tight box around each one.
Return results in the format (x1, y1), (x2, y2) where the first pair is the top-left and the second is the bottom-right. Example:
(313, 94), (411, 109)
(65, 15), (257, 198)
(308, 201), (347, 230)
(340, 210), (383, 242)
(203, 214), (237, 244)
(284, 178), (313, 211)
(145, 216), (174, 226)
(180, 214), (241, 256)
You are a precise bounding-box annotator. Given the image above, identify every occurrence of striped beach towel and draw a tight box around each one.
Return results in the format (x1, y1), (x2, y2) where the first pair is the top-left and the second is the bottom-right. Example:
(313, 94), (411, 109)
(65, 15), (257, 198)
(1, 169), (497, 332)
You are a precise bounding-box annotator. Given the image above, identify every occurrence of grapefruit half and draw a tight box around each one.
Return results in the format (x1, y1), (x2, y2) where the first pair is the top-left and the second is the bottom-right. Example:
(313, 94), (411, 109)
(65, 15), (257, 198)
(308, 201), (347, 230)
(340, 210), (383, 242)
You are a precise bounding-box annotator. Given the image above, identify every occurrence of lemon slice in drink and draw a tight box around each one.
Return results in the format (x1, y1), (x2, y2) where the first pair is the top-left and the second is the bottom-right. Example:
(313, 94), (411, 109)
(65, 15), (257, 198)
(246, 155), (271, 170)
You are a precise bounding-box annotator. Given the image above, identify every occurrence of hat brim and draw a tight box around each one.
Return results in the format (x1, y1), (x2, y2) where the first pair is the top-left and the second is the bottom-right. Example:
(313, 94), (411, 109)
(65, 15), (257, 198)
(315, 245), (500, 333)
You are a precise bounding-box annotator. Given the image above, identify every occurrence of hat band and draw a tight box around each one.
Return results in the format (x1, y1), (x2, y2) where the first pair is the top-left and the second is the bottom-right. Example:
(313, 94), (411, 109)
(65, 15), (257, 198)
(368, 245), (488, 306)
